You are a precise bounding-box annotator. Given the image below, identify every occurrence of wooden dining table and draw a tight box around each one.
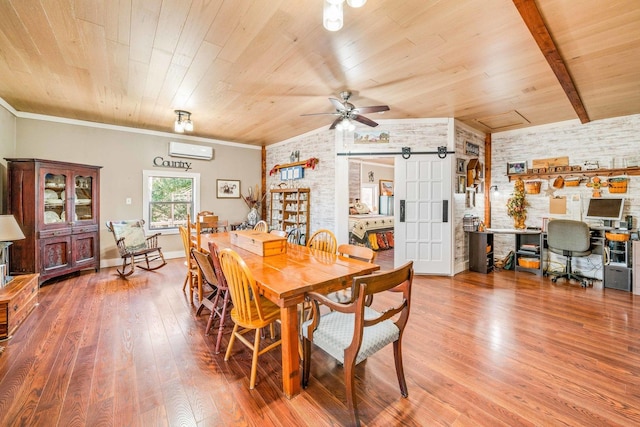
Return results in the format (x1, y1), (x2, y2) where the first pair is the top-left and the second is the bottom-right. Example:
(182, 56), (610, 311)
(201, 232), (380, 398)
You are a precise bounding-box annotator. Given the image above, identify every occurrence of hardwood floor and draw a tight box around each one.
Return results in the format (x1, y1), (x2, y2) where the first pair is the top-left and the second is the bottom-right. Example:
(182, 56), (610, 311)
(1, 259), (639, 426)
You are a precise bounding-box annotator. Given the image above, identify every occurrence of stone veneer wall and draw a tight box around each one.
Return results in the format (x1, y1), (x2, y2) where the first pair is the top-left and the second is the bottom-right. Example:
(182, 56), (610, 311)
(454, 123), (487, 272)
(348, 160), (360, 203)
(491, 113), (640, 280)
(266, 130), (336, 234)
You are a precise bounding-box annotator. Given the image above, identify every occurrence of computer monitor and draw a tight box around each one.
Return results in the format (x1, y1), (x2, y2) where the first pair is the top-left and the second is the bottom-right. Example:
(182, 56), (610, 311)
(585, 197), (625, 226)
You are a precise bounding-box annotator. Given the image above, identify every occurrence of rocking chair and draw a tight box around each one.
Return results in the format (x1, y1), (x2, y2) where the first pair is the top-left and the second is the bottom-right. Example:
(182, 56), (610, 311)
(106, 219), (167, 278)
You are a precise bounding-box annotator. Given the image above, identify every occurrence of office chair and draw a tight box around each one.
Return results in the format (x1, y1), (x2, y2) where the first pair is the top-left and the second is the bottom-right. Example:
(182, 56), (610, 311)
(546, 219), (592, 287)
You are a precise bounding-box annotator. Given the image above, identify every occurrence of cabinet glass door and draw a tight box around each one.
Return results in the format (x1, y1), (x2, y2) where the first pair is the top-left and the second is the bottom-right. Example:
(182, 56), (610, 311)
(74, 175), (94, 221)
(44, 172), (67, 224)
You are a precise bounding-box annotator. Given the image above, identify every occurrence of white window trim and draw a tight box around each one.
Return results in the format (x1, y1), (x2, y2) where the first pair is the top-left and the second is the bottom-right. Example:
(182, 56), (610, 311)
(142, 169), (200, 235)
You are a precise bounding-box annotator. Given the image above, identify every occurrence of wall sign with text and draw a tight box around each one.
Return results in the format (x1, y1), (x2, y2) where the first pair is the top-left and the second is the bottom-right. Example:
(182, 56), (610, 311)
(465, 141), (480, 156)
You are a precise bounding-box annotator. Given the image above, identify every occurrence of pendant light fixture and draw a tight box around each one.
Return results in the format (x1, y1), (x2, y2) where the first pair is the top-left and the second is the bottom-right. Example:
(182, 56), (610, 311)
(174, 110), (194, 133)
(323, 0), (367, 31)
(323, 0), (344, 31)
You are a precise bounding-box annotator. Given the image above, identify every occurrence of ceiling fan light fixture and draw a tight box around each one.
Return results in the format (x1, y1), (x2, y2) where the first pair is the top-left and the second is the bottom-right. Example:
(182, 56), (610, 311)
(323, 0), (344, 31)
(174, 110), (193, 133)
(336, 118), (355, 131)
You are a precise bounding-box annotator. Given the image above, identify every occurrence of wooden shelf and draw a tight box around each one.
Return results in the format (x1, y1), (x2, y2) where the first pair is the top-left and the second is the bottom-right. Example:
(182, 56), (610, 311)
(271, 158), (318, 172)
(507, 166), (640, 181)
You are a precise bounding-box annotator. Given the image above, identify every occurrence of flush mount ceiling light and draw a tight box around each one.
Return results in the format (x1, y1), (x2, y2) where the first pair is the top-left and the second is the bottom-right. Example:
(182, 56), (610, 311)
(323, 0), (367, 32)
(174, 110), (193, 133)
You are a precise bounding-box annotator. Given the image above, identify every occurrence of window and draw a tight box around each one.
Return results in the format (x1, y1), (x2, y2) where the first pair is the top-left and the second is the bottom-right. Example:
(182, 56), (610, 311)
(143, 170), (200, 234)
(360, 184), (378, 212)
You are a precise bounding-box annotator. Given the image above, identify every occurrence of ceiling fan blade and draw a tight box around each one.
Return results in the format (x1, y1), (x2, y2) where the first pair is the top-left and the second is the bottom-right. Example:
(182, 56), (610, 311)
(354, 105), (390, 114)
(353, 114), (379, 127)
(300, 112), (340, 117)
(329, 117), (344, 130)
(329, 98), (346, 111)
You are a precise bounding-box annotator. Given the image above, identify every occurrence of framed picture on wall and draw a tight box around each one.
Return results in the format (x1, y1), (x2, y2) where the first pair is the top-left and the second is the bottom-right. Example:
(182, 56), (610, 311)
(507, 161), (527, 175)
(380, 179), (394, 196)
(457, 176), (466, 193)
(456, 158), (466, 174)
(216, 179), (240, 198)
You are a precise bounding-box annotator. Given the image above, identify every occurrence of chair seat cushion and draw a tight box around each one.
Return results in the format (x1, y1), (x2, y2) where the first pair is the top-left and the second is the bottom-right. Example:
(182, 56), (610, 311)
(112, 220), (148, 251)
(302, 306), (399, 365)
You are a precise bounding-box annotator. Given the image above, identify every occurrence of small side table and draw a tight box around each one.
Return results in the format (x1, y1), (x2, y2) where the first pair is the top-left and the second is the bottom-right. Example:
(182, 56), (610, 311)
(0, 273), (39, 341)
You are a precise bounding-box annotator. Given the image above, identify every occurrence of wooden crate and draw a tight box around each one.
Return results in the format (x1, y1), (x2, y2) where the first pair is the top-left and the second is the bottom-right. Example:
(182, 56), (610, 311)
(230, 230), (287, 257)
(532, 156), (569, 169)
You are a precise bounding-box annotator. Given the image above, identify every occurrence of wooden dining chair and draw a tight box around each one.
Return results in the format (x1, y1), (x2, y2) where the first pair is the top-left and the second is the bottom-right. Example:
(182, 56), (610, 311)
(269, 229), (287, 237)
(253, 220), (268, 232)
(179, 225), (198, 302)
(192, 245), (231, 354)
(301, 262), (414, 427)
(186, 213), (201, 249)
(198, 211), (219, 233)
(287, 227), (305, 245)
(207, 220), (229, 232)
(327, 244), (377, 303)
(219, 248), (282, 389)
(307, 229), (338, 254)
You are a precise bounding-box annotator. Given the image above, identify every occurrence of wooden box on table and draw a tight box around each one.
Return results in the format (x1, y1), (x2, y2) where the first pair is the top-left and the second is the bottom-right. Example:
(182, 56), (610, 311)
(0, 274), (39, 340)
(230, 230), (287, 256)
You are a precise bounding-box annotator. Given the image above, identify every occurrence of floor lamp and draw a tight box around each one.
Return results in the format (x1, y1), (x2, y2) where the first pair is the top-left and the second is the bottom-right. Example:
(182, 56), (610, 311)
(0, 215), (26, 287)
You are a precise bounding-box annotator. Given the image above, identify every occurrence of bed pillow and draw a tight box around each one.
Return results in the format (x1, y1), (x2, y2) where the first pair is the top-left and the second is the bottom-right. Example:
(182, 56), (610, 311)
(354, 202), (370, 214)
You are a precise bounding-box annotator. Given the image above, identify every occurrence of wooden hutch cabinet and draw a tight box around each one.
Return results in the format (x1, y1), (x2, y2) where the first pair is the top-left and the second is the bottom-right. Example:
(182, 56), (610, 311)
(5, 159), (101, 285)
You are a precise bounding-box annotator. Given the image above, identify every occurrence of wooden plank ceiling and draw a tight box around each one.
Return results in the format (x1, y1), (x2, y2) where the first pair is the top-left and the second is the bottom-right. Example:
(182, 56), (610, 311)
(0, 0), (638, 146)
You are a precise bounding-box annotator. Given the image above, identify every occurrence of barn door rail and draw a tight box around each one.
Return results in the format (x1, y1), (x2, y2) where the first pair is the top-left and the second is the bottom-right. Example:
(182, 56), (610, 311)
(336, 146), (453, 159)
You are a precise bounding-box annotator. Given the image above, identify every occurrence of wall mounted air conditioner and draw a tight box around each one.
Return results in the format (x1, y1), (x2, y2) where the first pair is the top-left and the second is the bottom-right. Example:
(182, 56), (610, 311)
(168, 141), (214, 160)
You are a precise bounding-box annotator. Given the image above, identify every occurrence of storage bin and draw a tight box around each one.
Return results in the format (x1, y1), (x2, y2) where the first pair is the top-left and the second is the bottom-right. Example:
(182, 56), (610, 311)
(518, 258), (540, 269)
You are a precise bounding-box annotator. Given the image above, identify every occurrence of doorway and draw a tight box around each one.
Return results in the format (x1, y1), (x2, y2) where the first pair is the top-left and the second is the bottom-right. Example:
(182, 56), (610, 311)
(346, 157), (395, 261)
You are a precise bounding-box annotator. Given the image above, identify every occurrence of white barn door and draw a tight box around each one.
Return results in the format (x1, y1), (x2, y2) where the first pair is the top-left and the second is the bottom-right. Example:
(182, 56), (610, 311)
(394, 155), (453, 274)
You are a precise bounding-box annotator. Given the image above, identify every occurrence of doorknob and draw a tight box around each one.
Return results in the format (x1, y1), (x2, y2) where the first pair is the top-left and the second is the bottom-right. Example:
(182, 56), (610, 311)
(400, 200), (405, 222)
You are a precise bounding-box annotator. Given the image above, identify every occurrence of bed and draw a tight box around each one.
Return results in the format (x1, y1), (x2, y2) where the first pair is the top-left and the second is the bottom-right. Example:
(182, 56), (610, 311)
(348, 214), (394, 249)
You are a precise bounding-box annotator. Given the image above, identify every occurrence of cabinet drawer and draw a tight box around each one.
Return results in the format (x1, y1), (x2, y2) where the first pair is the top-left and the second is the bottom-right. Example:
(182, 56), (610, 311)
(72, 224), (98, 234)
(39, 228), (72, 239)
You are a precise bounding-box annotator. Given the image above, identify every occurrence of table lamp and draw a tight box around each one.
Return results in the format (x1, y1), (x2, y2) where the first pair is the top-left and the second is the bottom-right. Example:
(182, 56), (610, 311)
(0, 215), (26, 287)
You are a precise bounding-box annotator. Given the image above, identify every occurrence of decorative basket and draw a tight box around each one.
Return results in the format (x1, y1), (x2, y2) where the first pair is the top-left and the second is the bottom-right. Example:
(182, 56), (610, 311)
(525, 181), (541, 194)
(518, 258), (540, 269)
(564, 179), (581, 186)
(605, 232), (630, 242)
(608, 178), (628, 193)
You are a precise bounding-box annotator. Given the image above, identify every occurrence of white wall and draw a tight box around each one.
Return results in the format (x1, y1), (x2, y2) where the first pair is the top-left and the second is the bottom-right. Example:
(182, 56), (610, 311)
(12, 116), (262, 266)
(0, 102), (17, 213)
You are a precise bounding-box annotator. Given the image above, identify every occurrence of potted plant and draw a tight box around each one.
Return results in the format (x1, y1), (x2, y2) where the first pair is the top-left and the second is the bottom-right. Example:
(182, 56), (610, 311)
(507, 177), (528, 229)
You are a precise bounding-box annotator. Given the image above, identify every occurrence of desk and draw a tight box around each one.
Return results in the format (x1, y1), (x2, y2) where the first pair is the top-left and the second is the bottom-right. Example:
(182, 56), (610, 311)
(202, 233), (379, 398)
(485, 229), (544, 276)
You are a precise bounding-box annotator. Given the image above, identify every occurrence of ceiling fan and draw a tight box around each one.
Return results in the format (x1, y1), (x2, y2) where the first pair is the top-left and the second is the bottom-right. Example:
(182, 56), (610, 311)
(302, 91), (390, 130)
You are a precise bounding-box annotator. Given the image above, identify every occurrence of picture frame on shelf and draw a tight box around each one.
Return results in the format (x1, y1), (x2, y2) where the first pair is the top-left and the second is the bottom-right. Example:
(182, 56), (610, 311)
(380, 179), (394, 196)
(507, 161), (527, 175)
(457, 176), (466, 193)
(216, 179), (240, 198)
(456, 158), (465, 174)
